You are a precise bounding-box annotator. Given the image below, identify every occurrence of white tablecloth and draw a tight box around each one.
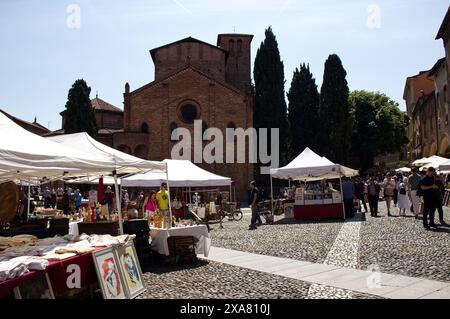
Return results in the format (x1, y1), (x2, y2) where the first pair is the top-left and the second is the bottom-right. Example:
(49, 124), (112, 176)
(149, 225), (211, 257)
(68, 219), (83, 236)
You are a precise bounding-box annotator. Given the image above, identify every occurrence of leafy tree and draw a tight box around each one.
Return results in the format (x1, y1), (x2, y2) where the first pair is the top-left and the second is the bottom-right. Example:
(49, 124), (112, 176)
(253, 27), (290, 168)
(64, 79), (97, 136)
(349, 90), (409, 171)
(287, 63), (320, 157)
(319, 54), (351, 164)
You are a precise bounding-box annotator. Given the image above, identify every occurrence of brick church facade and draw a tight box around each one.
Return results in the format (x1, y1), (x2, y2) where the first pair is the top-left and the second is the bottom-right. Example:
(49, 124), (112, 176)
(68, 34), (254, 201)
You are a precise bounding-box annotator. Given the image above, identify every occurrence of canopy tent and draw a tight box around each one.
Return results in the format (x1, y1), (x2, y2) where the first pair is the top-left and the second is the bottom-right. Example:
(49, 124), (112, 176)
(0, 112), (116, 183)
(412, 155), (447, 167)
(395, 167), (411, 173)
(418, 156), (448, 171)
(270, 147), (359, 181)
(269, 148), (359, 220)
(66, 175), (120, 185)
(438, 158), (450, 172)
(47, 132), (168, 235)
(47, 133), (166, 174)
(121, 159), (231, 187)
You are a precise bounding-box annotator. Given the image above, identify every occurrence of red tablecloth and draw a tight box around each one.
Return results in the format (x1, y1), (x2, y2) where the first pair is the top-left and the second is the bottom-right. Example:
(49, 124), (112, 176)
(0, 247), (104, 298)
(294, 204), (344, 220)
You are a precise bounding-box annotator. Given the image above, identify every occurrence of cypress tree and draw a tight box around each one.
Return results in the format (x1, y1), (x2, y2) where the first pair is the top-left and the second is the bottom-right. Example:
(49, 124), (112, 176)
(253, 27), (289, 168)
(319, 54), (351, 164)
(287, 63), (320, 157)
(64, 79), (97, 136)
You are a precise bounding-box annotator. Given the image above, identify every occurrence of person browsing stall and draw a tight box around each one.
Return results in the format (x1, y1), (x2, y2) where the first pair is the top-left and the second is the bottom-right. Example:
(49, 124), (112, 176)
(156, 182), (170, 215)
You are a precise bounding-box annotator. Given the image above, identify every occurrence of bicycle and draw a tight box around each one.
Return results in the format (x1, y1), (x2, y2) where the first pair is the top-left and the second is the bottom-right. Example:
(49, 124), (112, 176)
(218, 202), (243, 222)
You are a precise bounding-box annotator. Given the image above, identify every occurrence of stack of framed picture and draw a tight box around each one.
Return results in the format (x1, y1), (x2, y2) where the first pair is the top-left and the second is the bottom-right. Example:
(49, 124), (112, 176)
(92, 242), (146, 299)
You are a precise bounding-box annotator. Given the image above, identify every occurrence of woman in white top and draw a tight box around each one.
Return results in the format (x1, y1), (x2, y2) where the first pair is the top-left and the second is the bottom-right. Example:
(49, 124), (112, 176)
(383, 173), (395, 216)
(397, 177), (410, 216)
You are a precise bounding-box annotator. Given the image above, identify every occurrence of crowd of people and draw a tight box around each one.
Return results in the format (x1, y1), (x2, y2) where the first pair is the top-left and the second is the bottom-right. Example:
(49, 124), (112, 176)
(341, 166), (449, 230)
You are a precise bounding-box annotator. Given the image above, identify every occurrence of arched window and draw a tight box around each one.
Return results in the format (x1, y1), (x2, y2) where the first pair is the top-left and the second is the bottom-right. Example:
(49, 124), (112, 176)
(170, 122), (178, 140)
(141, 122), (149, 134)
(228, 39), (235, 53)
(237, 39), (243, 54)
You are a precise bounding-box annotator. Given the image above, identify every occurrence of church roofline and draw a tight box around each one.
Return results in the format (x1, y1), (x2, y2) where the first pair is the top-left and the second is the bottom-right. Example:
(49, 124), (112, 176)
(130, 65), (245, 97)
(149, 36), (228, 62)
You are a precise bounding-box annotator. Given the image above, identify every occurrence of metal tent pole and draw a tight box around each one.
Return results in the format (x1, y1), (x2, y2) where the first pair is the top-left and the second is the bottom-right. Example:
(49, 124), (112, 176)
(270, 175), (274, 215)
(27, 184), (31, 217)
(339, 176), (345, 220)
(113, 171), (123, 235)
(165, 162), (173, 228)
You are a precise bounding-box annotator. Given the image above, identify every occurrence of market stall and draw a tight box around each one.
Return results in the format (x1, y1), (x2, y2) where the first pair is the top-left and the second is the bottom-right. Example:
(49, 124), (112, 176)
(47, 132), (166, 235)
(0, 233), (144, 299)
(122, 159), (232, 218)
(270, 148), (358, 220)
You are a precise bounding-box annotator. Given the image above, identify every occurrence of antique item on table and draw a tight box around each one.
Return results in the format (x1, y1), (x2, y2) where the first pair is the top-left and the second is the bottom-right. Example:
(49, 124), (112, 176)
(14, 273), (55, 299)
(116, 242), (146, 298)
(92, 247), (126, 299)
(0, 181), (21, 226)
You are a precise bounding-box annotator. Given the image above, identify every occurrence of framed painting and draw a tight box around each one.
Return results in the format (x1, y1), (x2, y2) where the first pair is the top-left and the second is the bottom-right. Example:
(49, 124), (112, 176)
(14, 273), (54, 299)
(92, 247), (126, 299)
(116, 242), (146, 298)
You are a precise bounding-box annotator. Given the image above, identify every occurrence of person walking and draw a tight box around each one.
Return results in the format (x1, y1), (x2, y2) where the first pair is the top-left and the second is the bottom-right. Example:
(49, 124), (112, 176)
(397, 177), (410, 216)
(419, 167), (439, 230)
(342, 177), (355, 219)
(367, 178), (381, 217)
(393, 175), (399, 207)
(383, 173), (395, 216)
(248, 180), (260, 230)
(408, 167), (422, 219)
(355, 178), (368, 213)
(74, 189), (82, 213)
(104, 186), (115, 215)
(142, 191), (158, 223)
(43, 187), (51, 208)
(434, 172), (449, 226)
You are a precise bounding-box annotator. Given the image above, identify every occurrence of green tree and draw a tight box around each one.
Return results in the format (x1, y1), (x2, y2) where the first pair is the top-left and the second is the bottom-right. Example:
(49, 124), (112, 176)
(349, 90), (409, 171)
(64, 79), (97, 136)
(287, 63), (320, 156)
(253, 27), (290, 167)
(319, 54), (351, 164)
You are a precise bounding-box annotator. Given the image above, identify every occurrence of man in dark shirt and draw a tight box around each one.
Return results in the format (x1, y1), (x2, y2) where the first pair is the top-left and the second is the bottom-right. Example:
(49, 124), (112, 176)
(434, 172), (448, 226)
(420, 167), (439, 229)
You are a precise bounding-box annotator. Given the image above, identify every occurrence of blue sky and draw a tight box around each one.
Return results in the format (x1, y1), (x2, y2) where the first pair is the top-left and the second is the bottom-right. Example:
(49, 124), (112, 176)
(0, 0), (447, 130)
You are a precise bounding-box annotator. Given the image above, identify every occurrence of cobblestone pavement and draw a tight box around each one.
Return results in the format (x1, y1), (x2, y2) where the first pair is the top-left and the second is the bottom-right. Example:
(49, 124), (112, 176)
(358, 202), (450, 282)
(210, 203), (450, 283)
(209, 215), (344, 264)
(138, 260), (381, 299)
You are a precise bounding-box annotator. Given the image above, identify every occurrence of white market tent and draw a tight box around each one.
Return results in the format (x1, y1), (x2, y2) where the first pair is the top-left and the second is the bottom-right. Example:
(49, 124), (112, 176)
(47, 132), (167, 234)
(412, 155), (447, 167)
(418, 156), (448, 171)
(47, 133), (166, 175)
(66, 175), (120, 185)
(269, 148), (359, 220)
(395, 167), (411, 173)
(438, 158), (450, 173)
(122, 159), (231, 188)
(0, 112), (116, 183)
(270, 147), (358, 181)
